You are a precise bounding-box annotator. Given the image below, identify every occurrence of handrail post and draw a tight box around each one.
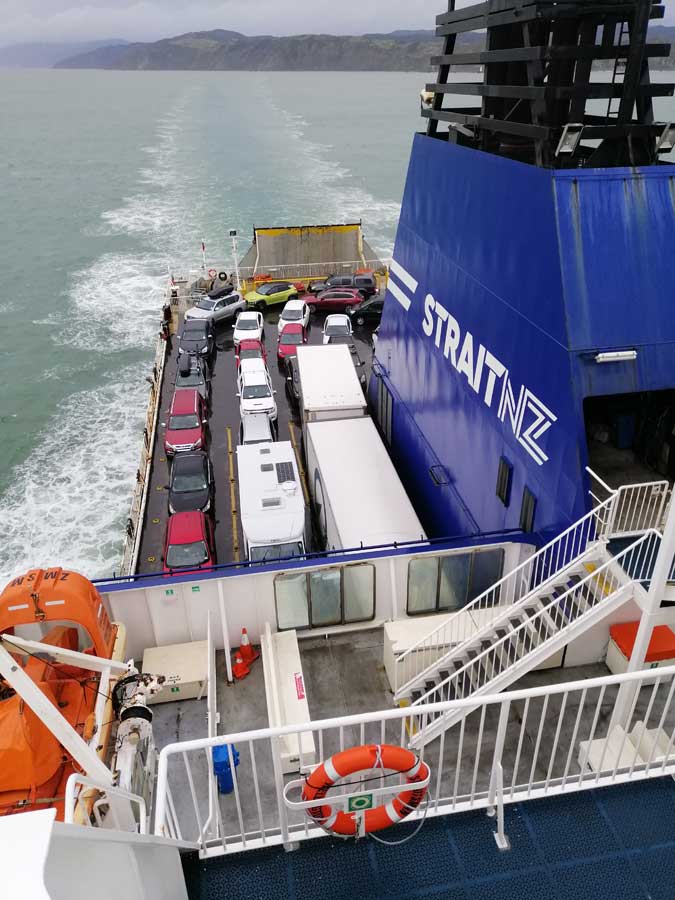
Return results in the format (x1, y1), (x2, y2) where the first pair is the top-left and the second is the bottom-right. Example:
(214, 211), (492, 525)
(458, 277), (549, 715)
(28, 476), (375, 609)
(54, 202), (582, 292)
(492, 763), (510, 851)
(613, 500), (675, 730)
(487, 700), (510, 812)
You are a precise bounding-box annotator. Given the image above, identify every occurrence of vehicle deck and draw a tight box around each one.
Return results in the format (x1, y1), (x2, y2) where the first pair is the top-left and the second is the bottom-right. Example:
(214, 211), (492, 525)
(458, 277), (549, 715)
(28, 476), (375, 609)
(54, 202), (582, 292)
(136, 303), (376, 575)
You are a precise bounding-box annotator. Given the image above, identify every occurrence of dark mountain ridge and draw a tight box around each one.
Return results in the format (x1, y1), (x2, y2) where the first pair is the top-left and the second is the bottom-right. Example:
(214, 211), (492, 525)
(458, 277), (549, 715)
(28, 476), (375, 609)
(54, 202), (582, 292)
(54, 26), (675, 72)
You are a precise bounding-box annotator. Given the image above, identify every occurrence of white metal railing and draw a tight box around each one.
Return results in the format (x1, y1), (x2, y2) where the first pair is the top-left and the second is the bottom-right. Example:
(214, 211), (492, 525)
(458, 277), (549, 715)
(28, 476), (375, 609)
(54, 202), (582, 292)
(409, 530), (662, 743)
(238, 258), (391, 283)
(153, 665), (675, 856)
(394, 480), (669, 697)
(119, 334), (168, 576)
(65, 774), (148, 834)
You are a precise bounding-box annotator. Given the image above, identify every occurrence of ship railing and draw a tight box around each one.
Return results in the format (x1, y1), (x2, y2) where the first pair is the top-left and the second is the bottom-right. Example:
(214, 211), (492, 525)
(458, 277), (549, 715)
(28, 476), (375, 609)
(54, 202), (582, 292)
(65, 774), (148, 834)
(119, 333), (168, 577)
(393, 480), (668, 698)
(153, 664), (675, 857)
(586, 466), (670, 538)
(238, 257), (390, 282)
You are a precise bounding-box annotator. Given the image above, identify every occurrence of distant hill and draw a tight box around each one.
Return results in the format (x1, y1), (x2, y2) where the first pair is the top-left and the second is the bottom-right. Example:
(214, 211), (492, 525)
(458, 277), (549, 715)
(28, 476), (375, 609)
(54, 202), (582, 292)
(55, 30), (444, 71)
(53, 26), (675, 72)
(0, 40), (128, 69)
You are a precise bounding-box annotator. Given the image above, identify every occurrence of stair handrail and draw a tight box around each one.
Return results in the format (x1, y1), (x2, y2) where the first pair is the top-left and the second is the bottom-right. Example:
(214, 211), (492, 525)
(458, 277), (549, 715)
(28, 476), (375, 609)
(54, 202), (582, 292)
(410, 530), (661, 729)
(394, 479), (670, 698)
(393, 493), (616, 697)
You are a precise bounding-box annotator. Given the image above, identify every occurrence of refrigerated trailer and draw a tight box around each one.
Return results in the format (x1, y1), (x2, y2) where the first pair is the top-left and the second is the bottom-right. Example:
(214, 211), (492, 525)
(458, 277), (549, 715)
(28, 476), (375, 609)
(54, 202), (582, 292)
(296, 344), (368, 436)
(305, 416), (427, 552)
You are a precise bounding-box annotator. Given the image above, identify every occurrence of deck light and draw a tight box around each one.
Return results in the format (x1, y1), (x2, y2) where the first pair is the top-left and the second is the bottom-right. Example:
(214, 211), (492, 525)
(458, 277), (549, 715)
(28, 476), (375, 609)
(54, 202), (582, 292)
(595, 350), (638, 364)
(555, 123), (584, 157)
(657, 123), (675, 153)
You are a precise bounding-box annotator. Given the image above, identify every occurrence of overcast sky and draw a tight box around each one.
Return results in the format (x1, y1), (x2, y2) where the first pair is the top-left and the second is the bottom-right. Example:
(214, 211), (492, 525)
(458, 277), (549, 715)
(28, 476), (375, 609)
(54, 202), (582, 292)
(1, 0), (672, 45)
(0, 0), (448, 44)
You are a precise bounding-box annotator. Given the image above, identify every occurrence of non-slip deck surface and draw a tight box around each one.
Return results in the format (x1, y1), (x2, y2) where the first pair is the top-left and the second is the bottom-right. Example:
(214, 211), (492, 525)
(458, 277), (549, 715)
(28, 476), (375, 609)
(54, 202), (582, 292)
(182, 776), (675, 900)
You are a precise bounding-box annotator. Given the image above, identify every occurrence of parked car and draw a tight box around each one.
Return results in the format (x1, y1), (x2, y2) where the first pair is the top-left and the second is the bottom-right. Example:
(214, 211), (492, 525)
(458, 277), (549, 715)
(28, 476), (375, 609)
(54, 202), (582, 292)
(177, 319), (215, 362)
(308, 272), (378, 298)
(245, 282), (299, 311)
(233, 310), (264, 346)
(164, 389), (208, 457)
(308, 288), (364, 314)
(284, 356), (301, 408)
(163, 511), (215, 574)
(235, 338), (267, 369)
(277, 323), (308, 360)
(237, 359), (277, 421)
(167, 451), (214, 514)
(322, 314), (353, 345)
(238, 412), (278, 446)
(185, 292), (246, 325)
(349, 294), (384, 327)
(278, 298), (310, 332)
(175, 355), (211, 406)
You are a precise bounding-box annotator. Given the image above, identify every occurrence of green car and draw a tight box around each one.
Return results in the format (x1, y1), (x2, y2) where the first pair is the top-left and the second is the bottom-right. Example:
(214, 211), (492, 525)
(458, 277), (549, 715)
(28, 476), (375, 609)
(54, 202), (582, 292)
(245, 282), (299, 311)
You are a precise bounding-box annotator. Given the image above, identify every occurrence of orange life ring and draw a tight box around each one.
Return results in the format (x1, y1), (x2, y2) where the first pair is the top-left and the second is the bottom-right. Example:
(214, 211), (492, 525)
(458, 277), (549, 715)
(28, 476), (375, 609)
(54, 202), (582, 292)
(208, 269), (217, 278)
(302, 744), (429, 836)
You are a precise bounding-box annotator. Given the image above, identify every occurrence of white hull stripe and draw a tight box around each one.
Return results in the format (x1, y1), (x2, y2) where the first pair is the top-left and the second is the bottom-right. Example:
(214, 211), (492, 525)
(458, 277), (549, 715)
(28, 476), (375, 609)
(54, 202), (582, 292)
(388, 279), (412, 312)
(390, 259), (419, 293)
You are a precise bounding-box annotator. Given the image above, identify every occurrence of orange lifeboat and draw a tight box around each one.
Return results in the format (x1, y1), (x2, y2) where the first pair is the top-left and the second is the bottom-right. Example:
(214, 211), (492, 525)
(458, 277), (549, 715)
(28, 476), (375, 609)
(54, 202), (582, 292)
(0, 568), (124, 819)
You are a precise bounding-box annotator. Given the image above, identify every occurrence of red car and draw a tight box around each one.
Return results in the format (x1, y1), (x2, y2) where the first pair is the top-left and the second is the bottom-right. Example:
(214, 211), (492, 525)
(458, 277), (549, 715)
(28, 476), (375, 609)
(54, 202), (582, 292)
(163, 511), (215, 574)
(307, 288), (363, 314)
(164, 389), (208, 457)
(235, 338), (267, 369)
(277, 323), (308, 359)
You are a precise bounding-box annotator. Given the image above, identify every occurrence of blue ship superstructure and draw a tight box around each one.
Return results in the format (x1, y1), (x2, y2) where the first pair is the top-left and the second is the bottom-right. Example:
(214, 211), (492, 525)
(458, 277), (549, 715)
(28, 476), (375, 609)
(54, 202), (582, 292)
(371, 0), (675, 548)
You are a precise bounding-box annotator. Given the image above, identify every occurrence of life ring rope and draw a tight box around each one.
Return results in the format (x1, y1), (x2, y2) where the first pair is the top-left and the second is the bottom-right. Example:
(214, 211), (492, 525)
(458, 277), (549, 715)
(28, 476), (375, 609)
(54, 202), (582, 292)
(208, 268), (217, 278)
(300, 744), (429, 837)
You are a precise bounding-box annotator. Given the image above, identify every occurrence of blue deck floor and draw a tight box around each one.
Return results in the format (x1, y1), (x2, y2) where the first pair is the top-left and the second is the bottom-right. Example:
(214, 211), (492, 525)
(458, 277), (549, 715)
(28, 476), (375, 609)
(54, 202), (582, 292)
(182, 776), (675, 900)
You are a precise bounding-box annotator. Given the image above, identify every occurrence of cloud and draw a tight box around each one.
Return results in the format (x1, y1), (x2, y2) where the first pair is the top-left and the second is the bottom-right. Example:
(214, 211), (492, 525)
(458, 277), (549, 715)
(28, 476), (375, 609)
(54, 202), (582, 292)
(0, 0), (443, 43)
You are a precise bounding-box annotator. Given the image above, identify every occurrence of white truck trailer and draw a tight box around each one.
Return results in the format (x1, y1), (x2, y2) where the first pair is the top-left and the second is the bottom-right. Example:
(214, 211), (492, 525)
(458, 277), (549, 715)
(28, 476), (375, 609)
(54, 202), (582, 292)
(305, 416), (427, 552)
(237, 441), (307, 563)
(296, 344), (368, 436)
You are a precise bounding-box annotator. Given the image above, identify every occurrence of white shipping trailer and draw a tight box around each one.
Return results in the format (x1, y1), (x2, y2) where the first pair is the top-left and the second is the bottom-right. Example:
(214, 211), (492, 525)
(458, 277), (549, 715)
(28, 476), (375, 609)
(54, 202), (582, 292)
(305, 416), (427, 552)
(296, 344), (368, 434)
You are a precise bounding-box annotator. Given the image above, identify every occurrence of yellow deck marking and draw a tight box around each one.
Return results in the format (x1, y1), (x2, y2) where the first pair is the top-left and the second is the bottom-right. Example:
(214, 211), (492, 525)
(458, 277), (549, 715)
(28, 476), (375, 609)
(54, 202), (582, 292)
(152, 518), (160, 525)
(287, 421), (310, 505)
(226, 426), (241, 563)
(147, 556), (156, 563)
(397, 698), (419, 738)
(583, 562), (613, 596)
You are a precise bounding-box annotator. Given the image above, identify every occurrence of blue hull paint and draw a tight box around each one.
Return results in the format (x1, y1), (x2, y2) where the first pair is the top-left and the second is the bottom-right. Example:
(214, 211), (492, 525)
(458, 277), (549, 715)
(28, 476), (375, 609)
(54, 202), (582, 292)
(371, 136), (675, 546)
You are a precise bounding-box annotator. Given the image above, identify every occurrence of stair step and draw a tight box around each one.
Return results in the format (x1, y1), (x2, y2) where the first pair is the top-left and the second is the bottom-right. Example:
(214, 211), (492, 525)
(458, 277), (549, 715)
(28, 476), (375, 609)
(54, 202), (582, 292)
(424, 681), (437, 694)
(411, 690), (422, 704)
(438, 669), (450, 681)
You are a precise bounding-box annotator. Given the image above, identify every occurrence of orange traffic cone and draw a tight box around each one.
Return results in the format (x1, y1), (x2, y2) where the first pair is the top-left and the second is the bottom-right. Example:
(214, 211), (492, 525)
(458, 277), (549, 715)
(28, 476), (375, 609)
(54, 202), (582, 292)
(239, 628), (260, 665)
(232, 652), (250, 680)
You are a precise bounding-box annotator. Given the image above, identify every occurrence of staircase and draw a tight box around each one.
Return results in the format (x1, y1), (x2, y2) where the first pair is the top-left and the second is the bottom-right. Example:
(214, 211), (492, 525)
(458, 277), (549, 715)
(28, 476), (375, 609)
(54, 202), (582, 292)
(393, 481), (669, 749)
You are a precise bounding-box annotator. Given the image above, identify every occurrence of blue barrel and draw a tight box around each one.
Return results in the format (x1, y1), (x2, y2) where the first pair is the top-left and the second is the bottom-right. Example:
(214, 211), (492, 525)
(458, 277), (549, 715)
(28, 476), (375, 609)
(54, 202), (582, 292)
(212, 744), (240, 794)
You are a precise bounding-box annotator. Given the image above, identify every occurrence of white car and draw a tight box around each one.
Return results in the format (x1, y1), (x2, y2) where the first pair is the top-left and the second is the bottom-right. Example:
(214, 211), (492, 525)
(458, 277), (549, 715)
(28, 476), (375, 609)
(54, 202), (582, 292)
(322, 314), (353, 345)
(278, 298), (310, 333)
(233, 310), (264, 346)
(237, 359), (278, 421)
(185, 292), (246, 325)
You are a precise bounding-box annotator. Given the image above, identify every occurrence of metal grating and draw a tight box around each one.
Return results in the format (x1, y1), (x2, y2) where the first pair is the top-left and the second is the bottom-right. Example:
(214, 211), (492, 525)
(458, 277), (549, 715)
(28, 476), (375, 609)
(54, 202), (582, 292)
(424, 0), (674, 167)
